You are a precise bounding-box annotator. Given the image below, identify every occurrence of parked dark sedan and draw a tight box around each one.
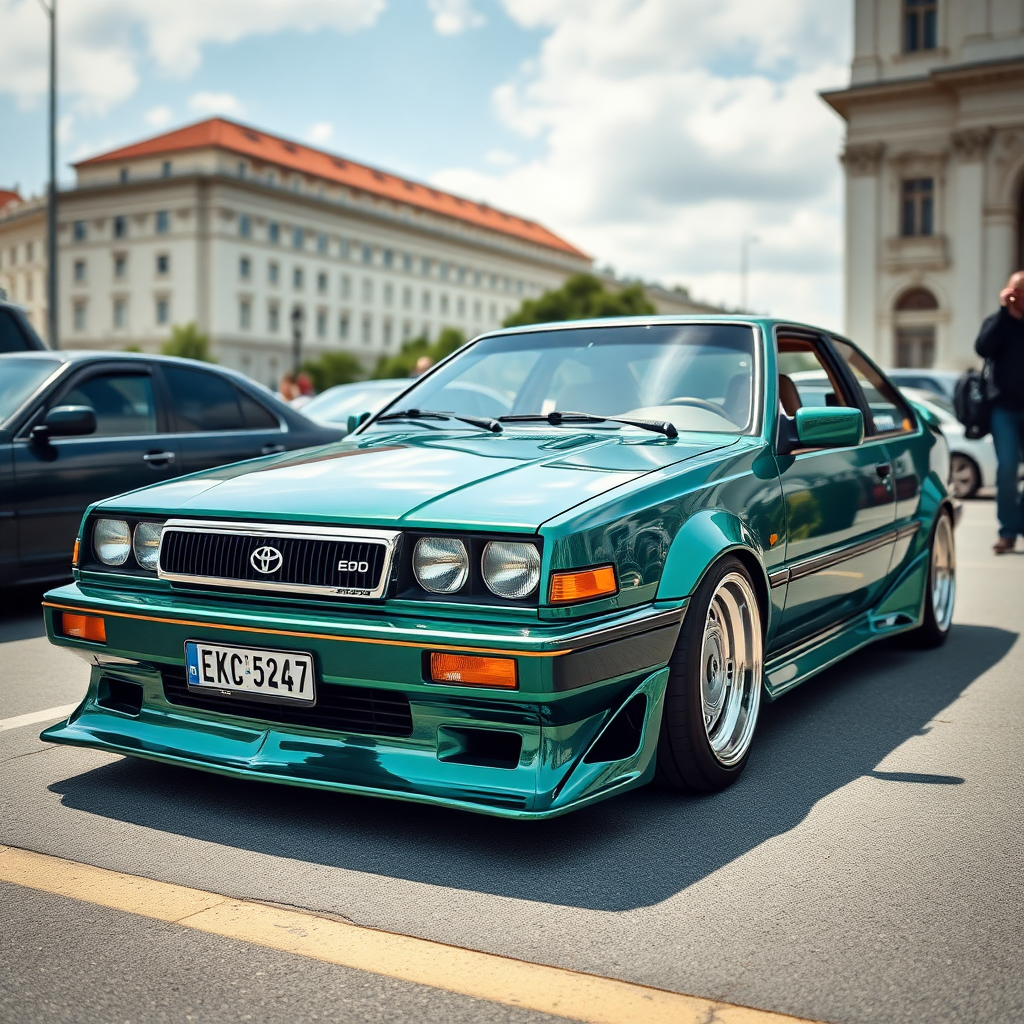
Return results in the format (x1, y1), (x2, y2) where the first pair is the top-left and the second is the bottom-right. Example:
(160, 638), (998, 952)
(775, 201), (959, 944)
(0, 351), (344, 587)
(0, 298), (49, 352)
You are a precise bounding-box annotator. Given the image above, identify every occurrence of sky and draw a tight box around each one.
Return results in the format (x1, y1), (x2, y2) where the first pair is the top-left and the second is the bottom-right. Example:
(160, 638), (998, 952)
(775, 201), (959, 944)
(0, 0), (853, 327)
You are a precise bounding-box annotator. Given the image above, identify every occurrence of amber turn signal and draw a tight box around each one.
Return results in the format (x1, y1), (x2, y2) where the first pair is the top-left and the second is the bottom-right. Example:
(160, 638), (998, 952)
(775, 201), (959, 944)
(71, 539), (80, 567)
(429, 652), (517, 689)
(61, 613), (106, 643)
(549, 565), (618, 604)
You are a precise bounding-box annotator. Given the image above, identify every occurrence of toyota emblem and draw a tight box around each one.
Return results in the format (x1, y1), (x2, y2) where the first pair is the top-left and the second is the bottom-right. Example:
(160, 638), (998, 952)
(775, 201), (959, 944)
(250, 545), (284, 574)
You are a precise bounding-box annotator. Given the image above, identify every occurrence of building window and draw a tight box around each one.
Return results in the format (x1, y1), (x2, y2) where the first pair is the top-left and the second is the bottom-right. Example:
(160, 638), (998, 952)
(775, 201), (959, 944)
(402, 321), (413, 341)
(239, 214), (251, 238)
(113, 216), (127, 239)
(268, 261), (279, 285)
(422, 290), (431, 312)
(904, 0), (937, 53)
(340, 274), (351, 299)
(403, 253), (413, 272)
(239, 256), (251, 279)
(382, 319), (392, 346)
(113, 298), (127, 329)
(293, 227), (303, 250)
(73, 221), (87, 242)
(440, 293), (449, 315)
(317, 233), (327, 254)
(155, 210), (169, 233)
(383, 249), (393, 267)
(156, 254), (170, 275)
(473, 299), (482, 319)
(402, 286), (412, 310)
(238, 161), (246, 178)
(73, 259), (86, 283)
(114, 254), (127, 279)
(269, 303), (280, 332)
(383, 282), (393, 306)
(339, 312), (350, 340)
(317, 271), (327, 294)
(316, 308), (327, 339)
(73, 301), (86, 331)
(240, 299), (252, 330)
(457, 266), (466, 283)
(27, 242), (33, 261)
(895, 327), (936, 368)
(421, 257), (431, 276)
(440, 262), (449, 280)
(293, 267), (304, 290)
(119, 168), (128, 183)
(362, 314), (372, 344)
(456, 296), (465, 317)
(162, 160), (172, 178)
(155, 298), (170, 325)
(362, 278), (373, 303)
(901, 178), (934, 236)
(340, 238), (350, 259)
(268, 222), (280, 245)
(362, 244), (373, 265)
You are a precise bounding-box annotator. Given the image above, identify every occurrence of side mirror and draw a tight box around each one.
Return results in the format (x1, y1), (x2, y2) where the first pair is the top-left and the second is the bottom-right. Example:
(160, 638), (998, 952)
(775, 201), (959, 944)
(345, 411), (371, 434)
(31, 405), (98, 443)
(795, 406), (863, 448)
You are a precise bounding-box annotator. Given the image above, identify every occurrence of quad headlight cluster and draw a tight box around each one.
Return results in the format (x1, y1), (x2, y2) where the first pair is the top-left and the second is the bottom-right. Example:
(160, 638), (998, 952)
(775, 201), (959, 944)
(93, 518), (163, 572)
(412, 537), (540, 599)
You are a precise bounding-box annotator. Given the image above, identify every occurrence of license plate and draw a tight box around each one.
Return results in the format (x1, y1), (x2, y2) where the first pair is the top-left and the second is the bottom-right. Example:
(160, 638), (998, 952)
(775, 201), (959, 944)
(184, 641), (315, 704)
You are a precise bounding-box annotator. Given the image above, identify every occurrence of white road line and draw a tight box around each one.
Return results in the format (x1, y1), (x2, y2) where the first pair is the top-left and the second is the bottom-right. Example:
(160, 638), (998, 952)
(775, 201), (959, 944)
(0, 703), (79, 733)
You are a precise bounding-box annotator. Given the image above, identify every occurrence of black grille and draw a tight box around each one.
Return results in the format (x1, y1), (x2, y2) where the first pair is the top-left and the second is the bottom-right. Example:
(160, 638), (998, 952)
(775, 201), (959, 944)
(160, 528), (388, 593)
(162, 667), (413, 738)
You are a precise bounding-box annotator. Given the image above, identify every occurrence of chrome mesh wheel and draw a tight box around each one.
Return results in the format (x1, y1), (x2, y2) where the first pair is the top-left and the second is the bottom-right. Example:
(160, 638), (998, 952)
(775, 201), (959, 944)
(698, 571), (763, 766)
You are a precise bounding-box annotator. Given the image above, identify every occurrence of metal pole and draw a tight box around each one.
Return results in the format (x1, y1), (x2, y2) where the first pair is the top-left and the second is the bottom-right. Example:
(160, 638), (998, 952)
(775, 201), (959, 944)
(46, 0), (58, 349)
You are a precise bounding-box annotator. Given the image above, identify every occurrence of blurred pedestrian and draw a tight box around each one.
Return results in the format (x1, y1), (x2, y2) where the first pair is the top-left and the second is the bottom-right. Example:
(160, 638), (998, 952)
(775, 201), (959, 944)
(278, 372), (299, 402)
(412, 355), (433, 377)
(291, 372), (315, 410)
(975, 269), (1024, 553)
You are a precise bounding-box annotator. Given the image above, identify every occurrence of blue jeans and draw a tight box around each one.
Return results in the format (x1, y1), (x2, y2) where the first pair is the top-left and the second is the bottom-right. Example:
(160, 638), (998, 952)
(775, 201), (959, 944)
(991, 405), (1024, 538)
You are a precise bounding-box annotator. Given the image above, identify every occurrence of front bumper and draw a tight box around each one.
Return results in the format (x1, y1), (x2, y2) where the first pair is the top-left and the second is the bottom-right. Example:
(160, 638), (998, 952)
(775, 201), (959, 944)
(41, 583), (683, 819)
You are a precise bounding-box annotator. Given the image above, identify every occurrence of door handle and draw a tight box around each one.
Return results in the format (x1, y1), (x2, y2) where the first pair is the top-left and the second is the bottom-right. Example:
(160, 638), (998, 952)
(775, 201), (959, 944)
(875, 462), (891, 478)
(143, 451), (175, 465)
(261, 443), (286, 455)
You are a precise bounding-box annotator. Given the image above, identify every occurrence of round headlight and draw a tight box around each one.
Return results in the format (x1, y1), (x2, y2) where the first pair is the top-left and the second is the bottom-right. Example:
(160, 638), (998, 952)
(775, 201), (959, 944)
(413, 537), (469, 594)
(481, 541), (541, 599)
(94, 519), (130, 566)
(133, 521), (163, 571)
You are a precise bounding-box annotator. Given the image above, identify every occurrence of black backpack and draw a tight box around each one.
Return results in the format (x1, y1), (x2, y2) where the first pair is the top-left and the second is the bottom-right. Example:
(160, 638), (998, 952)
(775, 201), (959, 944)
(953, 365), (991, 439)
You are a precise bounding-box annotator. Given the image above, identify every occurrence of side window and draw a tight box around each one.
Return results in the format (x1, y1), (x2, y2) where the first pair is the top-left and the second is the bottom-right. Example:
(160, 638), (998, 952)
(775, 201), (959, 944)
(61, 374), (157, 436)
(0, 309), (30, 352)
(163, 366), (244, 432)
(236, 388), (281, 429)
(831, 338), (914, 436)
(776, 339), (850, 415)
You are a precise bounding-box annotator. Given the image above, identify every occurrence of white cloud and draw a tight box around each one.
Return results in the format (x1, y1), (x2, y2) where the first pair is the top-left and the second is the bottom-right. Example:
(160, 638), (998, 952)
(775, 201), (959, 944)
(188, 91), (245, 117)
(0, 0), (385, 114)
(485, 148), (519, 167)
(145, 105), (174, 128)
(428, 0), (485, 35)
(433, 0), (852, 326)
(306, 122), (335, 145)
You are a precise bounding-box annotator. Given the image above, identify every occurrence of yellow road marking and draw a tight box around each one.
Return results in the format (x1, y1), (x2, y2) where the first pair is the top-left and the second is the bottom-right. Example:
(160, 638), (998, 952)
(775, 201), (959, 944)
(0, 703), (80, 733)
(0, 846), (818, 1024)
(42, 602), (571, 657)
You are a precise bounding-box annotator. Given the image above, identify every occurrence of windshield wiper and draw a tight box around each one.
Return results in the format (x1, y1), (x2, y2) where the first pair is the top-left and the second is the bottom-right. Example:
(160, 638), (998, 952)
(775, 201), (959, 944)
(499, 411), (677, 438)
(376, 408), (502, 433)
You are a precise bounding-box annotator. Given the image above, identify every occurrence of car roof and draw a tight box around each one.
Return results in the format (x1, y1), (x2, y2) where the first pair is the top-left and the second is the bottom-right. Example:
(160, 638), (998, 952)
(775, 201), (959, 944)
(486, 313), (827, 336)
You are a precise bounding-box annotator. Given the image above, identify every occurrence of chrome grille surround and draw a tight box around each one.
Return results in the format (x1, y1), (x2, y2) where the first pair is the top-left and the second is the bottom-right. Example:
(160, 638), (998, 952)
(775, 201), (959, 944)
(157, 519), (402, 599)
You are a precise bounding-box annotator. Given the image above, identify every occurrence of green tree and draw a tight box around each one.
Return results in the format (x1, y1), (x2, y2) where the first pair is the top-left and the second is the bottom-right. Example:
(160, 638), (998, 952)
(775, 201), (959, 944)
(372, 327), (467, 379)
(503, 273), (655, 327)
(160, 322), (215, 362)
(300, 351), (365, 392)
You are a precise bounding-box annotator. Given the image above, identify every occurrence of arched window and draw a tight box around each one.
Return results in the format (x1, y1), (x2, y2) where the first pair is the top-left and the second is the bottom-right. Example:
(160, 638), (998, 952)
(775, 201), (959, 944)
(893, 286), (939, 368)
(895, 286), (939, 311)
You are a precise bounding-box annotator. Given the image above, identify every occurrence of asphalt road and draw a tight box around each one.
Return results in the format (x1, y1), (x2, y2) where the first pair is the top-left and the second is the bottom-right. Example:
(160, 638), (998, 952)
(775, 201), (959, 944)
(2, 498), (1022, 1024)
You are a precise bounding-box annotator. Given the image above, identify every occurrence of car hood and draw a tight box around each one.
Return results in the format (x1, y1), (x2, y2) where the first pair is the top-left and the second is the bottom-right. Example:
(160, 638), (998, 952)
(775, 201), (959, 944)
(107, 429), (737, 531)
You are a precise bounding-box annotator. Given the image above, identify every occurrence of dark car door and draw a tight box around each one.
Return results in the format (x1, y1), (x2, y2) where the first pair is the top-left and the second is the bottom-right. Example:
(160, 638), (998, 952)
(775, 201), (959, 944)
(12, 361), (180, 578)
(772, 332), (897, 649)
(158, 363), (290, 475)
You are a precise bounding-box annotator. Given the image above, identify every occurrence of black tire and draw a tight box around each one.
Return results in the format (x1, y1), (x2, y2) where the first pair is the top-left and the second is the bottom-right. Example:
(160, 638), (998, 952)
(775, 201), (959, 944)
(948, 454), (980, 499)
(655, 556), (764, 793)
(905, 509), (956, 649)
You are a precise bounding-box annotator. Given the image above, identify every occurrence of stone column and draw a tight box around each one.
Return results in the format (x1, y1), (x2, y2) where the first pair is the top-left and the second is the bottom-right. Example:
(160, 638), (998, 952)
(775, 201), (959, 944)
(841, 142), (885, 357)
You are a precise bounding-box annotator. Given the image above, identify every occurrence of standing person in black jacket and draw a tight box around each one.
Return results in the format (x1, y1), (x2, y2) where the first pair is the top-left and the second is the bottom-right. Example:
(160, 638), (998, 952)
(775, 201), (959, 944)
(975, 270), (1024, 553)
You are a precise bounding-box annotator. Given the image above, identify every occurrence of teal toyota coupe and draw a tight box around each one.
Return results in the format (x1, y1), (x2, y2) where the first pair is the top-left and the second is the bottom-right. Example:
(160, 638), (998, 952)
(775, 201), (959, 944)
(41, 317), (957, 818)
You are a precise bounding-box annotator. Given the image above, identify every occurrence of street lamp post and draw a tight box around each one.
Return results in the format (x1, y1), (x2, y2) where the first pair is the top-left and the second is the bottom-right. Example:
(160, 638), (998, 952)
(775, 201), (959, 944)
(290, 305), (304, 375)
(740, 233), (758, 313)
(39, 0), (58, 349)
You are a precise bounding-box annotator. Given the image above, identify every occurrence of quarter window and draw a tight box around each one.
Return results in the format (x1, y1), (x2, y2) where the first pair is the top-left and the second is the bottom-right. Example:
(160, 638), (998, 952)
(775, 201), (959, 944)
(831, 338), (915, 436)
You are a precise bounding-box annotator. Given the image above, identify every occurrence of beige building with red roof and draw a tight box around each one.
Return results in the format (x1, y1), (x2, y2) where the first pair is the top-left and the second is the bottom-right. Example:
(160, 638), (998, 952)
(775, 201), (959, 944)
(0, 118), (599, 383)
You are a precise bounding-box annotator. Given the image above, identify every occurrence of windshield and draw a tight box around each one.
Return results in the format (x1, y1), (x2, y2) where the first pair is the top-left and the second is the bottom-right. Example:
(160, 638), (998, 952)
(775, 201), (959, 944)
(303, 381), (406, 424)
(0, 356), (61, 425)
(374, 323), (758, 434)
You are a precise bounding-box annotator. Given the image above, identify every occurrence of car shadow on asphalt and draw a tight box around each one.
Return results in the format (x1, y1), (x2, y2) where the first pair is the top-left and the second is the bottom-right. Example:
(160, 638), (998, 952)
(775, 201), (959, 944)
(49, 622), (1015, 911)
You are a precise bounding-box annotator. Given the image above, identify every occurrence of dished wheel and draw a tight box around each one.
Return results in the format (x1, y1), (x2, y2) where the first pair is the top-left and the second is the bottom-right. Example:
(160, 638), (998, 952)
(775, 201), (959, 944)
(948, 454), (980, 499)
(905, 509), (956, 649)
(655, 556), (763, 792)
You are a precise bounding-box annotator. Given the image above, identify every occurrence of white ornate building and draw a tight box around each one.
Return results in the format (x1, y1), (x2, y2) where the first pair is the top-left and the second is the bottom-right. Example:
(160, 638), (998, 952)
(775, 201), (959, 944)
(822, 0), (1024, 369)
(0, 119), (719, 386)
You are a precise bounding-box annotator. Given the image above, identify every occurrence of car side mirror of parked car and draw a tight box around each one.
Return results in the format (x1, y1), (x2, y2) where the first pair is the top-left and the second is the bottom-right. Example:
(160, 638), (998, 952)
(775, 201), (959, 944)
(31, 405), (98, 444)
(795, 406), (864, 448)
(345, 411), (371, 434)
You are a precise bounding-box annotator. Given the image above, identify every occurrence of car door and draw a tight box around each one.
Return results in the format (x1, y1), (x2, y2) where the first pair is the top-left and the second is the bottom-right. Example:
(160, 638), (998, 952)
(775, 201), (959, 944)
(772, 331), (897, 649)
(12, 361), (179, 576)
(158, 362), (289, 475)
